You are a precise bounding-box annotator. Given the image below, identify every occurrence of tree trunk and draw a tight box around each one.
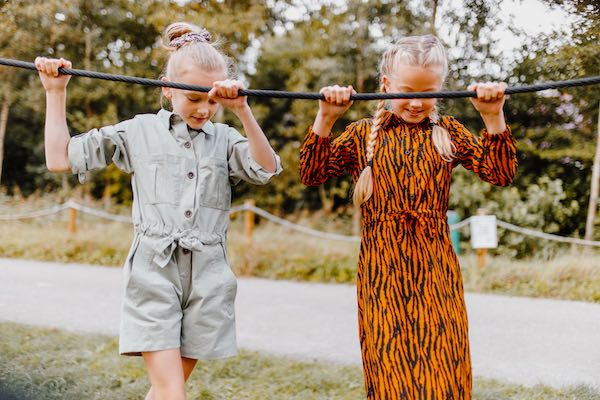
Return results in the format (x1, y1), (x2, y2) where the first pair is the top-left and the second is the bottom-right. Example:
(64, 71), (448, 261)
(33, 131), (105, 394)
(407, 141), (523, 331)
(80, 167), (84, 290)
(431, 0), (439, 34)
(584, 103), (600, 242)
(0, 97), (10, 185)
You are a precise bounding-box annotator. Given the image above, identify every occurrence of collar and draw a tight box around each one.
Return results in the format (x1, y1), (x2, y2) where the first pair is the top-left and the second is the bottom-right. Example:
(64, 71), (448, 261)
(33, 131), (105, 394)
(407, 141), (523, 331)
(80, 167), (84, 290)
(157, 109), (215, 136)
(381, 110), (434, 131)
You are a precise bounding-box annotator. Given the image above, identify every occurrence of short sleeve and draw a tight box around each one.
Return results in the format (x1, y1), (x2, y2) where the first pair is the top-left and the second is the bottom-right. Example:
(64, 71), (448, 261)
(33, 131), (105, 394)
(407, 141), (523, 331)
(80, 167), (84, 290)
(67, 120), (133, 183)
(226, 127), (282, 185)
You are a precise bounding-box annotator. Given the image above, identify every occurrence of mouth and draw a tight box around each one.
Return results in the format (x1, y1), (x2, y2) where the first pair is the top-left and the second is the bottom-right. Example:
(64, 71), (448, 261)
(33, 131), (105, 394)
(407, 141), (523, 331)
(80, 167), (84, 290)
(406, 110), (422, 117)
(190, 116), (207, 124)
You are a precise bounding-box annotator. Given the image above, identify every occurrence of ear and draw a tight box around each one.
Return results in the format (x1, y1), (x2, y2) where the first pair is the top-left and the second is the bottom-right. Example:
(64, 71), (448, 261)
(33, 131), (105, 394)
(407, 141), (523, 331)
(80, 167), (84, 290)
(381, 75), (390, 92)
(161, 76), (172, 99)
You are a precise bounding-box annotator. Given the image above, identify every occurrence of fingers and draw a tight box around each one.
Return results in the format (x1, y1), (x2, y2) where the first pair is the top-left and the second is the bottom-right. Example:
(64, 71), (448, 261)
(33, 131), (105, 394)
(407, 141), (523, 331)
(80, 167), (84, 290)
(320, 85), (354, 106)
(469, 81), (507, 101)
(211, 79), (244, 99)
(34, 57), (71, 77)
(59, 58), (72, 69)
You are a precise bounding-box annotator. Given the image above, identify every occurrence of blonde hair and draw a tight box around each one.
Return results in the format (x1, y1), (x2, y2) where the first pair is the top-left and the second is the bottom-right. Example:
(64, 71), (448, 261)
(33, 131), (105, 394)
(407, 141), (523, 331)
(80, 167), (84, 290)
(162, 22), (233, 80)
(353, 35), (455, 206)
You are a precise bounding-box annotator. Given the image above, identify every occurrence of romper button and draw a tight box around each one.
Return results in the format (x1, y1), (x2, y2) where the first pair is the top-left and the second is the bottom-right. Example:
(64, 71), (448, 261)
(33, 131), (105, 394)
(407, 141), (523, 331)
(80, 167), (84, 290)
(410, 195), (415, 200)
(187, 172), (195, 179)
(405, 150), (411, 155)
(407, 171), (413, 177)
(184, 210), (192, 218)
(184, 142), (191, 149)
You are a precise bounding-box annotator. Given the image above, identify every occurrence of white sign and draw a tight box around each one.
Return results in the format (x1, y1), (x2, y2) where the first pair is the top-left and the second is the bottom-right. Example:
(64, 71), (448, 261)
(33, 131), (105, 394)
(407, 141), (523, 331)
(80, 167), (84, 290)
(470, 215), (498, 249)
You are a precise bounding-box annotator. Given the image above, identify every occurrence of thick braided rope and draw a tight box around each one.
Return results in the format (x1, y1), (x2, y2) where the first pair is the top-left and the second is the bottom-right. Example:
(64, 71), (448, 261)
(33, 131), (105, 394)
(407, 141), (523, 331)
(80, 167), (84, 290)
(1, 57), (599, 100)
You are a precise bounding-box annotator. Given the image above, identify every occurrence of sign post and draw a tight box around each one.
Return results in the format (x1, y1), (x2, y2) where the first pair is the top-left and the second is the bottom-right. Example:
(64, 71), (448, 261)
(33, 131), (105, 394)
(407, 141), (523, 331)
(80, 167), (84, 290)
(470, 209), (498, 268)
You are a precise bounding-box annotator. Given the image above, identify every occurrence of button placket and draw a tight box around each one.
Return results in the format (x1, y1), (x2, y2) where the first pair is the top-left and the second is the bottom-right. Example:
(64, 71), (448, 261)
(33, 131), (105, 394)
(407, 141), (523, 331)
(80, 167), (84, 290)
(179, 150), (198, 229)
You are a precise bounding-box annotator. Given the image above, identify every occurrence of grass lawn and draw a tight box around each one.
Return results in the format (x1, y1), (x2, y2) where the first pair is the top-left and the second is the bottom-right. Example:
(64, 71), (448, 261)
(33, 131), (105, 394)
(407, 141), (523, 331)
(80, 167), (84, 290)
(1, 323), (599, 400)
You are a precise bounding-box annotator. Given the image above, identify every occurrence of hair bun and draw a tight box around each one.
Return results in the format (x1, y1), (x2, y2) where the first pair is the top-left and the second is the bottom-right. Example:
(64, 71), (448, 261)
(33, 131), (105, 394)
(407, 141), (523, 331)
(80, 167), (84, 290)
(164, 22), (212, 49)
(169, 30), (212, 48)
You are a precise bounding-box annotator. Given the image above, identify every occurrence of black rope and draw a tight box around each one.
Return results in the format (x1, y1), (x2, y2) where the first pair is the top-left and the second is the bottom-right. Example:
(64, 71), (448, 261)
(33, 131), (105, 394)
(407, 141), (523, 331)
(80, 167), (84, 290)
(1, 57), (599, 100)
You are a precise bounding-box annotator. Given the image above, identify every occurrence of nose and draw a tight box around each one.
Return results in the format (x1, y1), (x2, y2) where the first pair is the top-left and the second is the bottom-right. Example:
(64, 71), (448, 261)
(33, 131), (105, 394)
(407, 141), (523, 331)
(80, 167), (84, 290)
(408, 98), (422, 108)
(196, 107), (209, 118)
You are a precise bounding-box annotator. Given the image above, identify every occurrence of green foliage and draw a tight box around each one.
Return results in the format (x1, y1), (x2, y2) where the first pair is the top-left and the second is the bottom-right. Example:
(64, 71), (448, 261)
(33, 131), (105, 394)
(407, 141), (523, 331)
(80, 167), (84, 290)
(450, 168), (582, 257)
(0, 0), (598, 255)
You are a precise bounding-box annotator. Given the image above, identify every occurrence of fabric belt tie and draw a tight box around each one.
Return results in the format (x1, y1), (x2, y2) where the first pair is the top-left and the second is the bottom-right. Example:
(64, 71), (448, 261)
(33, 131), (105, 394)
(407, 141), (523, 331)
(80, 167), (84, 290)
(135, 224), (223, 268)
(363, 210), (446, 237)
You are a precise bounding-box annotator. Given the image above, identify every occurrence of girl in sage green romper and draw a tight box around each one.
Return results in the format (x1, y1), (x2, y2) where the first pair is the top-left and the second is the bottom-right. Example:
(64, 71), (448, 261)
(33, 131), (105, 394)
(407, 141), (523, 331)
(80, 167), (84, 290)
(36, 22), (281, 400)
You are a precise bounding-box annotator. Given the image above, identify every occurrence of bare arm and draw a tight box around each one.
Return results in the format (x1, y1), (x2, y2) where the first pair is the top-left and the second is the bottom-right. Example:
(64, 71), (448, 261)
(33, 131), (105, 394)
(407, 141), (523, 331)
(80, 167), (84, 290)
(209, 80), (276, 172)
(468, 82), (507, 134)
(35, 57), (72, 172)
(312, 85), (354, 137)
(233, 105), (276, 172)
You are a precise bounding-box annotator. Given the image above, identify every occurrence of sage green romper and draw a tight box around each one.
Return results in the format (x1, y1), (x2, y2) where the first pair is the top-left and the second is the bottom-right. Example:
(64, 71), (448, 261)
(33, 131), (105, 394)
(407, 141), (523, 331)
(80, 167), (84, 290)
(68, 109), (282, 359)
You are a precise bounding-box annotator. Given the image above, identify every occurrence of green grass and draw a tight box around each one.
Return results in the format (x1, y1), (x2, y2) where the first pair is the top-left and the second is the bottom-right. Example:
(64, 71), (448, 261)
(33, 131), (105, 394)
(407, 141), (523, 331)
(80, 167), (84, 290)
(0, 322), (364, 400)
(1, 323), (598, 400)
(0, 202), (599, 303)
(461, 254), (600, 303)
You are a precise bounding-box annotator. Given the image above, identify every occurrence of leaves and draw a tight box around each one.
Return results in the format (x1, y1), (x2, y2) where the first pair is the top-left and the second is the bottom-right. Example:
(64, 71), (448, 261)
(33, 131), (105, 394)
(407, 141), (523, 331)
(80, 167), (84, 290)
(0, 0), (597, 246)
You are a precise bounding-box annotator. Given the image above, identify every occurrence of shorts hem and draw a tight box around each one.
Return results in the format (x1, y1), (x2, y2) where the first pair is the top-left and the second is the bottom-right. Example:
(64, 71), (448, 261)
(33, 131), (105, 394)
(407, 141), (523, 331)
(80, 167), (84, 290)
(119, 343), (180, 357)
(180, 348), (238, 361)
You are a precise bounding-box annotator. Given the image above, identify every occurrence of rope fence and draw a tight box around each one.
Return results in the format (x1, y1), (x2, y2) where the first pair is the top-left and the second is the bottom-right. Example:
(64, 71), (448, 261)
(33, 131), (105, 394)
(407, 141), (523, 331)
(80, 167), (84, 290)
(1, 58), (600, 100)
(1, 200), (599, 247)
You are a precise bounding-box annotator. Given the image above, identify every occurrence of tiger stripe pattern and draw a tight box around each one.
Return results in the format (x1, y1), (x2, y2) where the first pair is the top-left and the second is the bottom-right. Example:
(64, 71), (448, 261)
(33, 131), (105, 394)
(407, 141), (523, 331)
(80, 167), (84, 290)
(299, 110), (518, 399)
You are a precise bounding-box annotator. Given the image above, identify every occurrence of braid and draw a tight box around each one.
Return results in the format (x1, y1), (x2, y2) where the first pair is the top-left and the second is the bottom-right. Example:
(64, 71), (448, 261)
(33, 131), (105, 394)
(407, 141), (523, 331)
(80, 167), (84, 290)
(353, 84), (387, 206)
(429, 105), (455, 162)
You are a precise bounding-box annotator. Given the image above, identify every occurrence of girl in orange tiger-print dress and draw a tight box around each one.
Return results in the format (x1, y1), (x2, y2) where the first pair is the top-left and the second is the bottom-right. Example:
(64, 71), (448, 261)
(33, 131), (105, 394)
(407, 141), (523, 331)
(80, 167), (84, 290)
(299, 35), (517, 399)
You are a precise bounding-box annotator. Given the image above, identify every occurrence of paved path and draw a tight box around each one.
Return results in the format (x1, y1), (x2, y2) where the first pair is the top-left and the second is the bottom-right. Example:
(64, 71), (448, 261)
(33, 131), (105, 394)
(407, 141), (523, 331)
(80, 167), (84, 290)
(1, 258), (599, 389)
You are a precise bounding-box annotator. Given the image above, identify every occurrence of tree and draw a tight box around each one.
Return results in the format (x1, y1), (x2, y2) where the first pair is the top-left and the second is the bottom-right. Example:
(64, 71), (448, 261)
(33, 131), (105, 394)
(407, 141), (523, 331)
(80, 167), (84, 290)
(500, 0), (600, 237)
(0, 0), (286, 200)
(0, 0), (65, 186)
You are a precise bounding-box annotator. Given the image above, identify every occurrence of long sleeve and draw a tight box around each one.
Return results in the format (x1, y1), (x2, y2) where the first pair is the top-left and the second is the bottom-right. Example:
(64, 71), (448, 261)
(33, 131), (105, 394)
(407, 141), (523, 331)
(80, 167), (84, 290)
(443, 116), (518, 186)
(299, 122), (359, 186)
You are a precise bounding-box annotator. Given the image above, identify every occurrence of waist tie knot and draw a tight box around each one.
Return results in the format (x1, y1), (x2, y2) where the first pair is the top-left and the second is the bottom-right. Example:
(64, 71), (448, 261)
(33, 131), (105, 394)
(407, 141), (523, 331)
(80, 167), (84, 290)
(363, 210), (446, 237)
(135, 223), (224, 268)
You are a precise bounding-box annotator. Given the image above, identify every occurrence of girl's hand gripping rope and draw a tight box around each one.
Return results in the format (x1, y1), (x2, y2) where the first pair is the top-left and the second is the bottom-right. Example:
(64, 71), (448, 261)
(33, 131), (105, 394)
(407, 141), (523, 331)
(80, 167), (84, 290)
(208, 79), (249, 115)
(35, 57), (72, 92)
(313, 85), (356, 138)
(468, 81), (507, 134)
(319, 85), (355, 119)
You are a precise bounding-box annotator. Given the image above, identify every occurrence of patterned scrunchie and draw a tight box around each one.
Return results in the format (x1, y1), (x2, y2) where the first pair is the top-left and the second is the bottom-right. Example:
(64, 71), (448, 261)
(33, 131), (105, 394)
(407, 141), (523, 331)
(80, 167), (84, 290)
(169, 29), (211, 48)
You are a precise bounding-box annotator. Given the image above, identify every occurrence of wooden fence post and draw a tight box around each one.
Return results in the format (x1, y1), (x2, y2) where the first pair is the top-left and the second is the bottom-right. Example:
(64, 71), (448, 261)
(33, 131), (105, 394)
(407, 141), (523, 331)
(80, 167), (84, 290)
(244, 199), (255, 244)
(68, 204), (77, 234)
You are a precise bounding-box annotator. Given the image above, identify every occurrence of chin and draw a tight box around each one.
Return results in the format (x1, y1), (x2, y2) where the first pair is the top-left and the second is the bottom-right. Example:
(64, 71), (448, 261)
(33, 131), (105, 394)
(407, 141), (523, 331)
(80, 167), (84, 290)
(400, 113), (426, 124)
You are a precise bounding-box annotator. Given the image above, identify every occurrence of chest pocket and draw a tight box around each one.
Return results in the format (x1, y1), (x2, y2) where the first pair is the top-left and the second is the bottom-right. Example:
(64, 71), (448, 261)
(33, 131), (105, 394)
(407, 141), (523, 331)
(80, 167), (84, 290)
(136, 154), (183, 205)
(198, 157), (230, 210)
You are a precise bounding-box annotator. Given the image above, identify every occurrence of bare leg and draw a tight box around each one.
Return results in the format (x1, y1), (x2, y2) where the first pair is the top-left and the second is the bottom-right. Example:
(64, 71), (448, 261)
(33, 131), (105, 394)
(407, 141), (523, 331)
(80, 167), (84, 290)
(144, 354), (198, 400)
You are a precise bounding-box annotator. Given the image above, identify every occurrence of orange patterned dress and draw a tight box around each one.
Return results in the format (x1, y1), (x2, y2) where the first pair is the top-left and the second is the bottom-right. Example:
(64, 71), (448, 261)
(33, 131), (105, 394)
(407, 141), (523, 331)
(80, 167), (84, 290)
(299, 111), (517, 399)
